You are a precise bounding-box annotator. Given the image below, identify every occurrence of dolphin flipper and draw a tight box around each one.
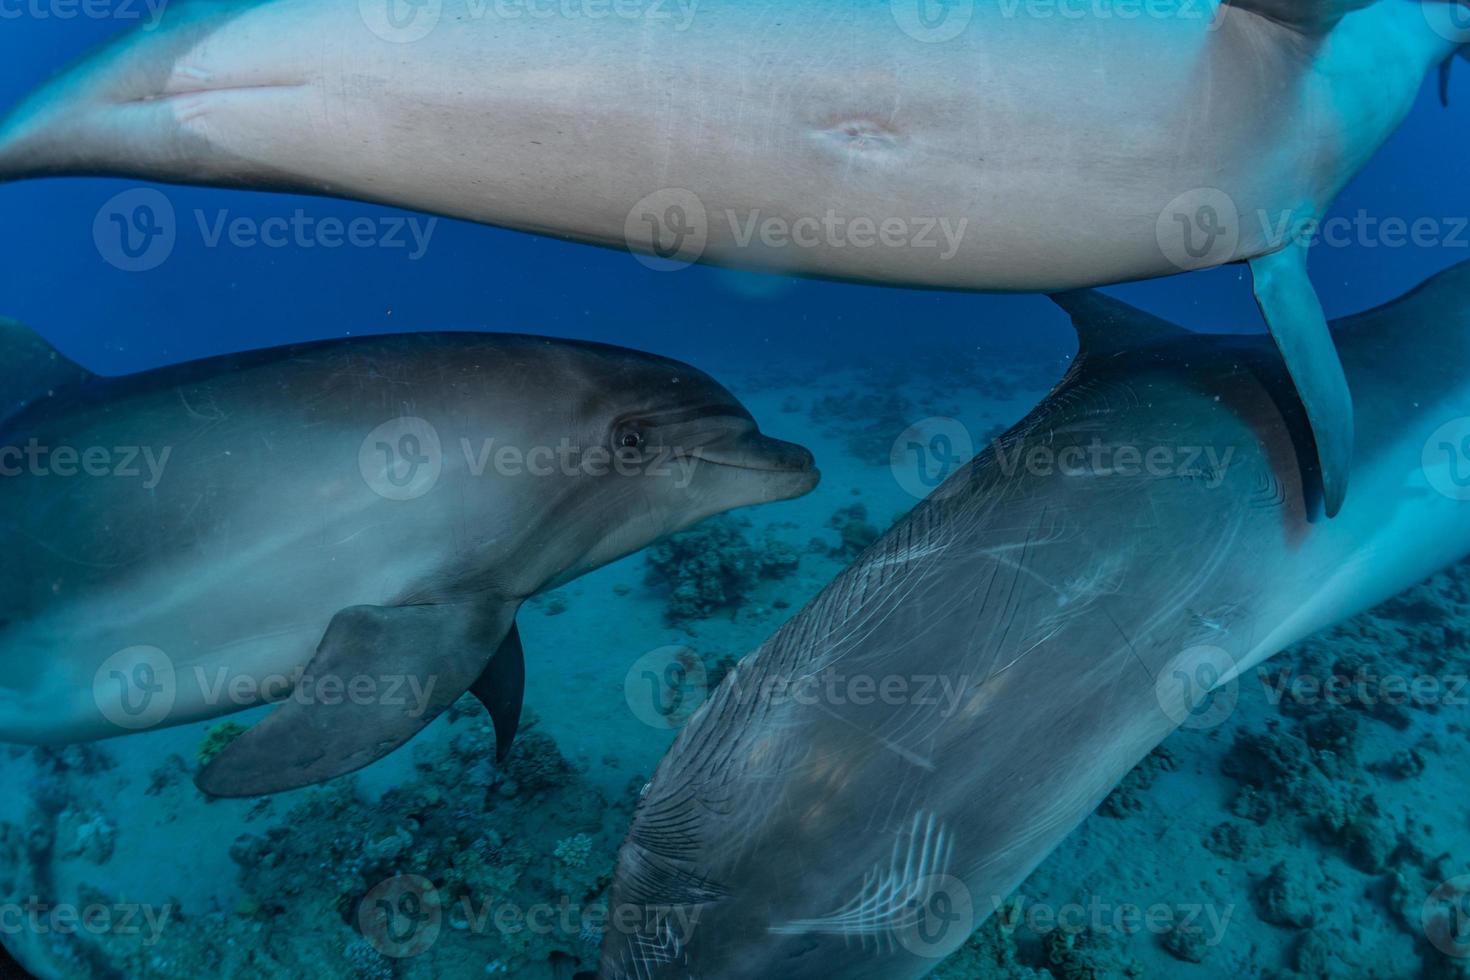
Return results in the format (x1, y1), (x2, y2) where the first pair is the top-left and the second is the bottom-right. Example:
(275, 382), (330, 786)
(1248, 245), (1354, 518)
(195, 601), (516, 797)
(470, 622), (525, 763)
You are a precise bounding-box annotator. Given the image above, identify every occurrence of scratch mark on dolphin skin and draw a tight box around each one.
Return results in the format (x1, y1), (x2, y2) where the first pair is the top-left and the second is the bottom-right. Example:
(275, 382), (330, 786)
(771, 811), (953, 948)
(809, 116), (905, 156)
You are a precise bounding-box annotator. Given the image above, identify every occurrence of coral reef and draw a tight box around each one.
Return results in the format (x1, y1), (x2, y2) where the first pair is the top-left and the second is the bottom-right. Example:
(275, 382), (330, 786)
(823, 503), (880, 560)
(643, 516), (799, 623)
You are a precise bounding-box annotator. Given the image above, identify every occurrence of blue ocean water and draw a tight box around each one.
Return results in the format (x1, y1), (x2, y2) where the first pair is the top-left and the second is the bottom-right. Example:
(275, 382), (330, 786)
(3, 7), (1470, 980)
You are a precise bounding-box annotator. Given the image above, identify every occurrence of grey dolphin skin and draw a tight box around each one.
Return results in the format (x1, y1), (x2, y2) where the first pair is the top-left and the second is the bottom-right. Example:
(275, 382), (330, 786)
(2, 1), (1468, 515)
(599, 260), (1470, 979)
(0, 325), (817, 798)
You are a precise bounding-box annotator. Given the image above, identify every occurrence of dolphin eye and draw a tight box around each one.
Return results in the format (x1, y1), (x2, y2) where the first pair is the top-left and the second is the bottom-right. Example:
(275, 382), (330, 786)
(617, 429), (645, 450)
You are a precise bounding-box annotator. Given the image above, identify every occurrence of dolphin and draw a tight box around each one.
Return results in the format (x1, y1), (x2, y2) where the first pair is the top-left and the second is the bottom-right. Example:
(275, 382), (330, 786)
(0, 323), (817, 798)
(597, 259), (1470, 979)
(1, 1), (1467, 514)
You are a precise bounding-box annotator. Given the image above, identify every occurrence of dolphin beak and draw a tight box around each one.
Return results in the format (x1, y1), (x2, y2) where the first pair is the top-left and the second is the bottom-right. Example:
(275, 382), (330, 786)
(693, 428), (817, 476)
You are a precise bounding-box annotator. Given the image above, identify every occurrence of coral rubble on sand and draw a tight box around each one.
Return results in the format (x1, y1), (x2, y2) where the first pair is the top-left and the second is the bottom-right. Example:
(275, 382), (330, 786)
(643, 515), (800, 624)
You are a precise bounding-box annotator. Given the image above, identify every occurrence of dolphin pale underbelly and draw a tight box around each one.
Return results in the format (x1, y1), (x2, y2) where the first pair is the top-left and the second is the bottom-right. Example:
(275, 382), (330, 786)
(1, 2), (1467, 514)
(0, 325), (818, 798)
(599, 261), (1470, 979)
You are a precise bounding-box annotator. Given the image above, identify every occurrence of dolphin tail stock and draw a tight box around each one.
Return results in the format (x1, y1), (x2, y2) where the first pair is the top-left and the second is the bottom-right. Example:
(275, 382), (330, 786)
(195, 600), (528, 797)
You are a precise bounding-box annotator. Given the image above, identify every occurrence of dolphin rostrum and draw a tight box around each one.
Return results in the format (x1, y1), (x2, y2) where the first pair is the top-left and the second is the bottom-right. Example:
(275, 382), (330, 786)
(0, 0), (1465, 516)
(599, 259), (1470, 979)
(0, 325), (817, 798)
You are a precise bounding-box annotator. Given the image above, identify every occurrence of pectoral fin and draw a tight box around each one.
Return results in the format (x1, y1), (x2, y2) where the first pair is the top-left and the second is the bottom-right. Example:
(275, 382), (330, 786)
(195, 601), (517, 798)
(1249, 246), (1354, 518)
(469, 621), (525, 763)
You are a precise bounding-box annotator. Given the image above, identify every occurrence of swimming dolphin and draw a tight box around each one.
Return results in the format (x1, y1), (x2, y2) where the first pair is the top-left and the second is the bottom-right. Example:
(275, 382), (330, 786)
(598, 259), (1470, 979)
(0, 1), (1466, 515)
(0, 325), (817, 797)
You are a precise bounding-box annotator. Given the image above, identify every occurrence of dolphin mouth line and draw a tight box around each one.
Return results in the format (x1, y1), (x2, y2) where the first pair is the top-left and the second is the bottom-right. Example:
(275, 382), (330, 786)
(685, 449), (814, 475)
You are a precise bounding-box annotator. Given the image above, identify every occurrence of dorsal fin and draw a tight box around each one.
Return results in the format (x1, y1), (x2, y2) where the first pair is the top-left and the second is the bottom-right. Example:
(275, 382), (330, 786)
(1049, 289), (1190, 358)
(1224, 0), (1378, 33)
(0, 318), (91, 419)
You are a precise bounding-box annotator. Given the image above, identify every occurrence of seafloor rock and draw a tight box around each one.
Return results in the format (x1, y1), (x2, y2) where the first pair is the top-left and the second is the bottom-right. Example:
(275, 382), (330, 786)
(1253, 862), (1315, 929)
(1097, 746), (1178, 819)
(145, 714), (629, 979)
(825, 502), (881, 560)
(56, 807), (117, 866)
(643, 515), (800, 623)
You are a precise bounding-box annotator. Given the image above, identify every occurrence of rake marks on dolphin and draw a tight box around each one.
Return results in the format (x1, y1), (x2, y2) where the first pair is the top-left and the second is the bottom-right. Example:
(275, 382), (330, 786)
(770, 810), (955, 947)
